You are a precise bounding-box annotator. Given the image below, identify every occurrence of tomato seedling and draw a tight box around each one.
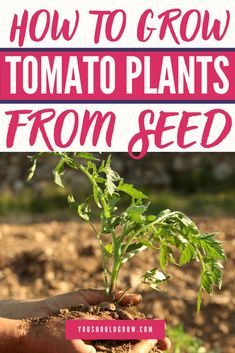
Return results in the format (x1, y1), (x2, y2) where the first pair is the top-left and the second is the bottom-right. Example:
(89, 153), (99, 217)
(28, 152), (225, 312)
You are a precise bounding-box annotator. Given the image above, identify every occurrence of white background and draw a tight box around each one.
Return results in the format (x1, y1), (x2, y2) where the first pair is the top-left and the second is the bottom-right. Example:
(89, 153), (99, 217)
(0, 104), (234, 152)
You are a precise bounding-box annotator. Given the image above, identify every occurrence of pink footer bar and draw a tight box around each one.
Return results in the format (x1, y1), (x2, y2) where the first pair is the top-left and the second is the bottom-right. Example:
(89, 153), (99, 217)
(66, 319), (165, 340)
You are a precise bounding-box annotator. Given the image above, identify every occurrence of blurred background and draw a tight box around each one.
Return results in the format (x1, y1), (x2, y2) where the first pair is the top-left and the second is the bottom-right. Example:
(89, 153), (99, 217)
(0, 153), (234, 353)
(1, 152), (235, 219)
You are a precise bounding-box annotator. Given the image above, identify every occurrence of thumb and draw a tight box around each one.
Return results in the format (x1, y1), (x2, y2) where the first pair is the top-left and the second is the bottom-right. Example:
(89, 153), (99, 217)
(131, 339), (158, 353)
(72, 340), (96, 353)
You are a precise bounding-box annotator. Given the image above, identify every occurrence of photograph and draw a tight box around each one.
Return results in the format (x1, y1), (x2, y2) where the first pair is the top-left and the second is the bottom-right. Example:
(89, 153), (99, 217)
(0, 152), (234, 353)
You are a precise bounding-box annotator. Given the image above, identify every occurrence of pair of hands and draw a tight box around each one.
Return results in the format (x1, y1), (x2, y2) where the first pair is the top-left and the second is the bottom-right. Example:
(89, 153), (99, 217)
(0, 289), (171, 353)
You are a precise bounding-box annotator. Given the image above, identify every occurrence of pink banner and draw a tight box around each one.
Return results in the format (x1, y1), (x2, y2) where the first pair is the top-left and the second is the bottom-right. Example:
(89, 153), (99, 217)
(0, 50), (234, 101)
(65, 319), (165, 340)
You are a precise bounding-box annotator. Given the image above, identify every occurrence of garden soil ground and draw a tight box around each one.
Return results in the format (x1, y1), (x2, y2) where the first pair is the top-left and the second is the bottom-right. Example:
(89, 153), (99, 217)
(0, 217), (234, 353)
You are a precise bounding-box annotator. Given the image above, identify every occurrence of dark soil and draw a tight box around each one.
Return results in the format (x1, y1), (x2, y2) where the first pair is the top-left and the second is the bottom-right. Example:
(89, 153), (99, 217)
(0, 217), (234, 353)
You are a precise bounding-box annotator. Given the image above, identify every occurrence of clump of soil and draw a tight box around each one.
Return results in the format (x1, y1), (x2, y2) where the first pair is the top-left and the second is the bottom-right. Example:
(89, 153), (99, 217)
(26, 302), (161, 353)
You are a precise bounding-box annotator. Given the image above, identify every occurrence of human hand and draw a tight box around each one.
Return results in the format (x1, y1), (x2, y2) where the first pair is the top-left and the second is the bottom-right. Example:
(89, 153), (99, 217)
(0, 289), (141, 320)
(0, 290), (171, 353)
(44, 289), (143, 316)
(20, 316), (97, 353)
(44, 289), (171, 353)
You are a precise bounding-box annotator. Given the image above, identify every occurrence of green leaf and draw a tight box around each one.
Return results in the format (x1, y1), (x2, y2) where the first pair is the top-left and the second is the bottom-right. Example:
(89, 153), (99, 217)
(64, 156), (79, 170)
(201, 270), (213, 295)
(104, 243), (113, 255)
(179, 244), (195, 266)
(160, 246), (168, 271)
(206, 259), (223, 289)
(68, 194), (75, 204)
(210, 262), (223, 289)
(121, 243), (147, 263)
(156, 209), (171, 219)
(67, 194), (77, 209)
(118, 183), (148, 199)
(99, 155), (120, 196)
(197, 233), (226, 260)
(176, 235), (188, 245)
(146, 215), (157, 222)
(54, 172), (64, 188)
(142, 268), (170, 290)
(76, 153), (99, 161)
(93, 185), (102, 208)
(139, 238), (154, 249)
(67, 194), (80, 212)
(125, 242), (145, 253)
(96, 177), (106, 183)
(27, 157), (37, 182)
(87, 161), (97, 173)
(126, 205), (147, 222)
(106, 168), (118, 195)
(53, 158), (65, 188)
(77, 203), (91, 221)
(197, 288), (202, 313)
(143, 268), (167, 281)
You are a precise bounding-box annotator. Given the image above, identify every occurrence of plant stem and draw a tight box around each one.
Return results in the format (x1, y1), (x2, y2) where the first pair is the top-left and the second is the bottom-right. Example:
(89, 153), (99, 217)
(107, 230), (120, 298)
(109, 262), (120, 299)
(89, 225), (109, 295)
(99, 235), (109, 296)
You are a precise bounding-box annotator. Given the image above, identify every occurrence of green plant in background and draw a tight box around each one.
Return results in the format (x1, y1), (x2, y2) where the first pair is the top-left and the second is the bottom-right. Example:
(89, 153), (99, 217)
(28, 152), (225, 311)
(166, 325), (220, 353)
